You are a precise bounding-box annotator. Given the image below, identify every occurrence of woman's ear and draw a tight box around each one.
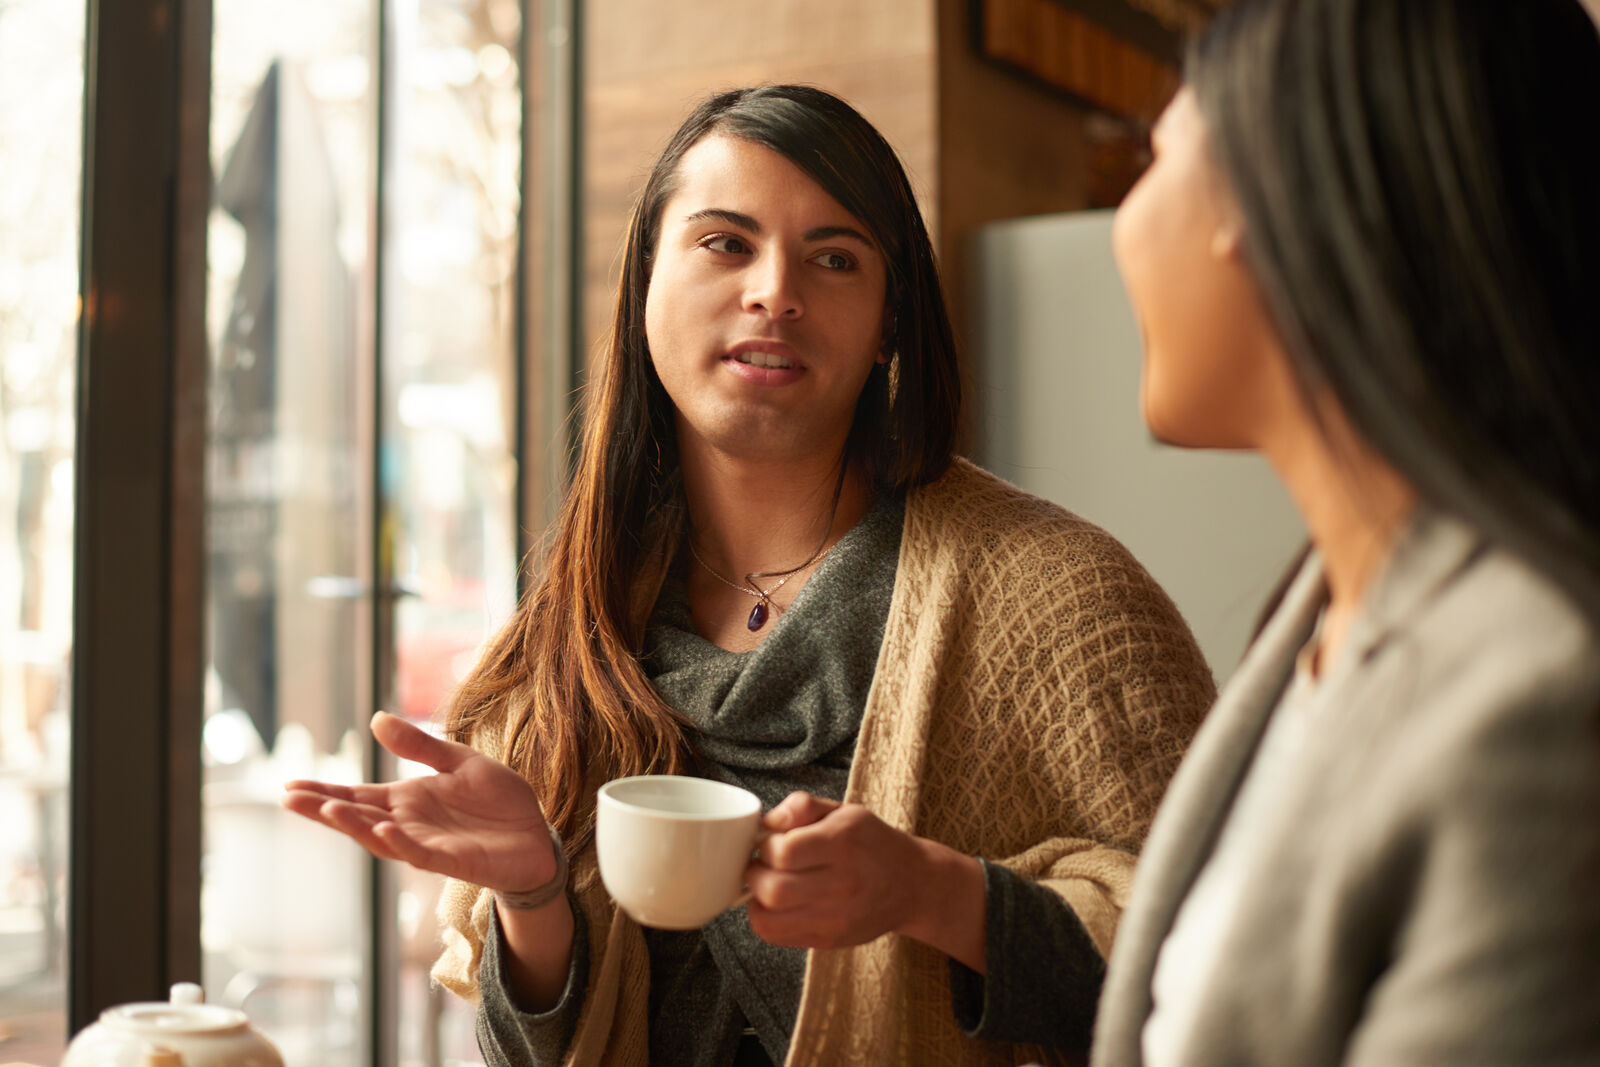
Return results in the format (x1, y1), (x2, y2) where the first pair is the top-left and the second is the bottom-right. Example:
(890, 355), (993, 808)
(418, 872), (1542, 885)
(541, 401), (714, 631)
(1206, 161), (1250, 263)
(878, 305), (897, 363)
(1210, 215), (1246, 262)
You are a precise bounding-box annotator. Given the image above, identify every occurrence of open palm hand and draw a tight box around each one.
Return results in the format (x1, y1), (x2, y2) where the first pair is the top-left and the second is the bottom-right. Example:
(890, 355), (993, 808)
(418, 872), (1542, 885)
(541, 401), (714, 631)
(282, 711), (558, 895)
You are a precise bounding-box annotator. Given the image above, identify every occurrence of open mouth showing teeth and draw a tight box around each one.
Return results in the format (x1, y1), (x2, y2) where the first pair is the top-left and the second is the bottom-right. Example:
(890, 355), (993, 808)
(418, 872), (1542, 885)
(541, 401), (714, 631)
(732, 351), (796, 369)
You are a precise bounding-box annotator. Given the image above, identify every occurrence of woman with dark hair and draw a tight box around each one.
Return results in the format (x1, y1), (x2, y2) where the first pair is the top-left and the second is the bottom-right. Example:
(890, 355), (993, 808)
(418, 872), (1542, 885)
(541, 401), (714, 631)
(286, 84), (1213, 1066)
(1092, 1), (1600, 1064)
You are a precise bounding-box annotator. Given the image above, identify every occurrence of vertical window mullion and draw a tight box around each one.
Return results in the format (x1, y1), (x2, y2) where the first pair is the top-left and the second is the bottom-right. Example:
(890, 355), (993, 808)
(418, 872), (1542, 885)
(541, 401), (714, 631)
(70, 0), (210, 1028)
(367, 1), (395, 1062)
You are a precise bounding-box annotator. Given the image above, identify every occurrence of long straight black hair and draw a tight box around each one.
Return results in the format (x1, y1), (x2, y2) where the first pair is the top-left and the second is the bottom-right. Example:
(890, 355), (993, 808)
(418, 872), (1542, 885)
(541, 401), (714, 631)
(446, 85), (962, 850)
(1189, 0), (1600, 615)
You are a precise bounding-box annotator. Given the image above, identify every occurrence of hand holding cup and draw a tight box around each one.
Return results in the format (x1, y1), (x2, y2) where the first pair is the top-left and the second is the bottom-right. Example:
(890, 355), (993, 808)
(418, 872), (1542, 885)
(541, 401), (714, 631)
(742, 792), (988, 972)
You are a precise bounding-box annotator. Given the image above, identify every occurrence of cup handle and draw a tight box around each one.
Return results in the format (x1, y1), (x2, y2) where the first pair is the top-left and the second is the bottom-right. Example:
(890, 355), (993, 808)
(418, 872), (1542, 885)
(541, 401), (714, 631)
(733, 827), (773, 908)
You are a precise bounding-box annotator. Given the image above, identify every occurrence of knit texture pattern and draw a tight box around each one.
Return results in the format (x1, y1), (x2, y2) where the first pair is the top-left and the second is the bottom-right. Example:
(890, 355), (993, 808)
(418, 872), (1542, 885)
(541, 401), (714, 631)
(432, 458), (1215, 1066)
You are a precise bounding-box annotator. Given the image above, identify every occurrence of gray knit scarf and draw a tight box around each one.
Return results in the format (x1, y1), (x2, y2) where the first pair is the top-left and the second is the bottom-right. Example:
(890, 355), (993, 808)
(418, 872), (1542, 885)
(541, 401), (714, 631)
(639, 492), (904, 1066)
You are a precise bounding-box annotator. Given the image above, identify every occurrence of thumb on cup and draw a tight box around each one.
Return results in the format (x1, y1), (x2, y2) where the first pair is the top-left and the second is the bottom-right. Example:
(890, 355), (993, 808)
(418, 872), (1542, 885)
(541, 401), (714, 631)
(764, 791), (837, 832)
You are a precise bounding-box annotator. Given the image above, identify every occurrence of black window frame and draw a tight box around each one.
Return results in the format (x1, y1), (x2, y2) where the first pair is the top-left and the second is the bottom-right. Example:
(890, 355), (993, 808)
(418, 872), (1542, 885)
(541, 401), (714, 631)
(68, 0), (583, 1058)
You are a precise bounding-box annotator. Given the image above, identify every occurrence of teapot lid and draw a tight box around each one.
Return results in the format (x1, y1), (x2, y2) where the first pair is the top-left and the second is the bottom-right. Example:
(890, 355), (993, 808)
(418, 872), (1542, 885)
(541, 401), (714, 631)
(100, 1001), (251, 1034)
(100, 985), (249, 1035)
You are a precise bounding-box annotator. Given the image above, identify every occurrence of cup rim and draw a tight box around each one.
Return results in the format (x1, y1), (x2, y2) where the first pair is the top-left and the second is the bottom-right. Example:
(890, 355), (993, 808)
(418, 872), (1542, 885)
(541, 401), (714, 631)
(598, 774), (761, 821)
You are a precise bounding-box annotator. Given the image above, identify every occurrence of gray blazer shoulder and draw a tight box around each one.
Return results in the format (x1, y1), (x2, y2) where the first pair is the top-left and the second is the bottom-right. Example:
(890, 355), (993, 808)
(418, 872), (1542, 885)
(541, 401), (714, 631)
(1093, 509), (1600, 1067)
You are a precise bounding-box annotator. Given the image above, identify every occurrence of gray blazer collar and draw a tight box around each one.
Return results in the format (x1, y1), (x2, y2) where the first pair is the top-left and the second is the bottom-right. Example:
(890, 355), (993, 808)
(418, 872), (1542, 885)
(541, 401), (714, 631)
(1092, 550), (1324, 1066)
(1343, 507), (1483, 668)
(1092, 506), (1484, 1066)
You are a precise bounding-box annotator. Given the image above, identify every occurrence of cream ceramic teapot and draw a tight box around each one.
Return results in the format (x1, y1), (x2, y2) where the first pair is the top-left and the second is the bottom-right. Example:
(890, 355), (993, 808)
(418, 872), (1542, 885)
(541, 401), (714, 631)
(60, 982), (284, 1067)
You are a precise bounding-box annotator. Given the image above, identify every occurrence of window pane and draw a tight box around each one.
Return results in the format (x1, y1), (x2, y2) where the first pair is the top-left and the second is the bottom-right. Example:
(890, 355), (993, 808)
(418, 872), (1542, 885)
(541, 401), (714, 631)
(0, 1), (84, 1060)
(204, 4), (378, 1063)
(385, 0), (523, 1061)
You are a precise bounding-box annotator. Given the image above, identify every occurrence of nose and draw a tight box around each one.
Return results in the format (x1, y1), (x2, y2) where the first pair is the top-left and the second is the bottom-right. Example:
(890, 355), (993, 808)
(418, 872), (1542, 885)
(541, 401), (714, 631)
(742, 254), (803, 320)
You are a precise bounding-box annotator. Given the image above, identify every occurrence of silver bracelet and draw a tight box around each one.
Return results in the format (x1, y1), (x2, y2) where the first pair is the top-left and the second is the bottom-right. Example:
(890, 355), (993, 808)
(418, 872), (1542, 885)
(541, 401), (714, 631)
(493, 826), (569, 911)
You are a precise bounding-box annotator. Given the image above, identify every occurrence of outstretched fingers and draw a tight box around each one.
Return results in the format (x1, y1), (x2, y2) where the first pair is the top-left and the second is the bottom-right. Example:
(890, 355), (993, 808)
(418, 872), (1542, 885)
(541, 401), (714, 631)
(319, 796), (397, 835)
(282, 779), (392, 808)
(368, 820), (453, 874)
(370, 710), (476, 774)
(281, 786), (352, 825)
(281, 790), (405, 862)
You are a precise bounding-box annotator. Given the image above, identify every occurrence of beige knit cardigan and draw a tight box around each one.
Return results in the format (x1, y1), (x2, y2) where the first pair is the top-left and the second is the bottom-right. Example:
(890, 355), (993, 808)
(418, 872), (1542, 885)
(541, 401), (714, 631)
(432, 458), (1215, 1066)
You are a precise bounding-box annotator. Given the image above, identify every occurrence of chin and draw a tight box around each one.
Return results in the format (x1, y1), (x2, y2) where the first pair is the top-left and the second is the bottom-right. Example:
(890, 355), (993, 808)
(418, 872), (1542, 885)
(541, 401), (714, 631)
(1143, 411), (1255, 451)
(1140, 396), (1214, 450)
(1142, 414), (1196, 449)
(1138, 380), (1188, 448)
(1139, 373), (1251, 450)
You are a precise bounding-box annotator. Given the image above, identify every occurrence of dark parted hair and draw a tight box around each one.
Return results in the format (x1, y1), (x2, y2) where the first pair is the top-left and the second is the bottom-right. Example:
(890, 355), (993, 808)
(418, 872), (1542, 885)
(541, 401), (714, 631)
(443, 85), (962, 850)
(618, 84), (962, 494)
(1189, 0), (1600, 616)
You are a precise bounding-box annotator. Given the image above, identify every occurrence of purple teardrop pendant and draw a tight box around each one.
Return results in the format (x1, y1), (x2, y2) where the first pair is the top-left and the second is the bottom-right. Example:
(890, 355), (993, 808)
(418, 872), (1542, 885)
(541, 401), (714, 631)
(746, 600), (769, 631)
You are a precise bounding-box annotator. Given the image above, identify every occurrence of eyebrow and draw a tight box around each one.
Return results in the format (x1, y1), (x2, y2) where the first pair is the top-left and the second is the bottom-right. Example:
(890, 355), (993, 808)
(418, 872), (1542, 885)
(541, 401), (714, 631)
(682, 208), (875, 246)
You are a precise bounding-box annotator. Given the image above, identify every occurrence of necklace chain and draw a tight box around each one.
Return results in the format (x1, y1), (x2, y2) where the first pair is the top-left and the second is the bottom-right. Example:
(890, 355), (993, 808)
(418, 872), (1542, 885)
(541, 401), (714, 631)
(687, 539), (819, 605)
(686, 471), (846, 631)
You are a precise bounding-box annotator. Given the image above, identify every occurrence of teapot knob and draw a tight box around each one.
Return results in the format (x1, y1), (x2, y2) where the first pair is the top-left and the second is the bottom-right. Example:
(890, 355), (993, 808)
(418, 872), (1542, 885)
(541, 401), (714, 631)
(169, 982), (204, 1005)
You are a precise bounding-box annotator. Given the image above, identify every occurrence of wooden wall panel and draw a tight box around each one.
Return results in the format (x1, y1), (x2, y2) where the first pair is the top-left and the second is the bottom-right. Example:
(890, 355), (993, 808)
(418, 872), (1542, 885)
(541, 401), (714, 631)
(935, 0), (1094, 442)
(977, 0), (1180, 119)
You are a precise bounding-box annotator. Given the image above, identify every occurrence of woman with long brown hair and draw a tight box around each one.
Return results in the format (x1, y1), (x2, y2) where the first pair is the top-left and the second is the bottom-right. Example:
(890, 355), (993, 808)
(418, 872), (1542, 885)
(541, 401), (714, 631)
(287, 85), (1213, 1066)
(1090, 1), (1600, 1063)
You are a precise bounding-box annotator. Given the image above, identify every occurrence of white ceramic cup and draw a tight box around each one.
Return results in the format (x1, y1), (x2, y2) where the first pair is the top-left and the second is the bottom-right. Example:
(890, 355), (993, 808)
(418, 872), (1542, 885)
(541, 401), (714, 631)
(596, 774), (765, 929)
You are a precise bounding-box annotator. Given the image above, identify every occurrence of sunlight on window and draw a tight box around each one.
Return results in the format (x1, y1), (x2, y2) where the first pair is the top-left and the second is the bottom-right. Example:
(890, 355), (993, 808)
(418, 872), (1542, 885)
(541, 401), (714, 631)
(202, 1), (521, 1062)
(0, 2), (85, 1062)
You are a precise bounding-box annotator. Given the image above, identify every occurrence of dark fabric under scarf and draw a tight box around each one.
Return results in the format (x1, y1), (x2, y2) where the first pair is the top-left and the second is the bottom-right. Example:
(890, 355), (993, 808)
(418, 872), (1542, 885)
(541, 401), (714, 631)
(639, 493), (904, 1067)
